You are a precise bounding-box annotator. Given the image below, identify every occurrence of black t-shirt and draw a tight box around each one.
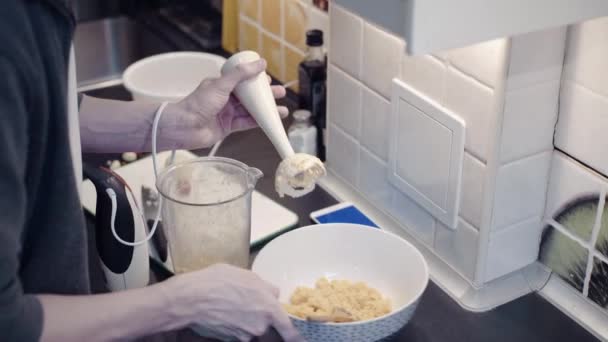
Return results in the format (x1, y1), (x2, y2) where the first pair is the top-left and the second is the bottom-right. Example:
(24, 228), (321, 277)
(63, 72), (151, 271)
(0, 1), (89, 340)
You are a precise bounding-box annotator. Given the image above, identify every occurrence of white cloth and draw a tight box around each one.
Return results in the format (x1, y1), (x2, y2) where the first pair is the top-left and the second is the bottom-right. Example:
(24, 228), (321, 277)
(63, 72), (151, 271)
(67, 45), (83, 197)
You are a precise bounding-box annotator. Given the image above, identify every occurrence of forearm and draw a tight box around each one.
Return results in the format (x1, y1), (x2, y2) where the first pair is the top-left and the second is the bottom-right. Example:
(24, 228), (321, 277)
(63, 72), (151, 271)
(79, 95), (184, 153)
(38, 283), (185, 342)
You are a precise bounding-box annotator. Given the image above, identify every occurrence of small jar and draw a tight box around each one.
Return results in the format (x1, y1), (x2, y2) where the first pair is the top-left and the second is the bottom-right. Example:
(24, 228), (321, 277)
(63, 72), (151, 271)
(288, 109), (317, 156)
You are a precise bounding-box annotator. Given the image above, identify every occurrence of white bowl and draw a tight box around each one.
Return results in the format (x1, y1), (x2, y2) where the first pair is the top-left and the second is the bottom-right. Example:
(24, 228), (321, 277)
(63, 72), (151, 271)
(252, 224), (429, 342)
(123, 52), (226, 102)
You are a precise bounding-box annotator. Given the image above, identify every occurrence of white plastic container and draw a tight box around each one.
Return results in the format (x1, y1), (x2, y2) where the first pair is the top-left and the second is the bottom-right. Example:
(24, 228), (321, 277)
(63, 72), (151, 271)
(123, 52), (226, 102)
(288, 109), (317, 156)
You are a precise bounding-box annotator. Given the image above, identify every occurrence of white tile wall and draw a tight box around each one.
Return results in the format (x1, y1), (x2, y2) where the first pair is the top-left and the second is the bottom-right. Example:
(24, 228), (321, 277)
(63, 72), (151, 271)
(435, 220), (479, 280)
(327, 124), (359, 186)
(507, 27), (567, 90)
(307, 6), (330, 47)
(325, 4), (572, 289)
(328, 65), (362, 139)
(485, 216), (544, 282)
(361, 23), (404, 98)
(545, 151), (605, 221)
(358, 147), (392, 208)
(562, 16), (608, 98)
(444, 66), (495, 162)
(360, 86), (390, 160)
(400, 54), (446, 105)
(555, 81), (608, 178)
(447, 38), (508, 88)
(492, 151), (552, 230)
(460, 153), (485, 229)
(499, 81), (560, 163)
(388, 189), (436, 247)
(329, 4), (362, 78)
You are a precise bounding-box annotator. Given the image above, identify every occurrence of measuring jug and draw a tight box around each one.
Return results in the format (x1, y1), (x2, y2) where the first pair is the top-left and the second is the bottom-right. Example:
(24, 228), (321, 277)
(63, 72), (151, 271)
(156, 157), (262, 274)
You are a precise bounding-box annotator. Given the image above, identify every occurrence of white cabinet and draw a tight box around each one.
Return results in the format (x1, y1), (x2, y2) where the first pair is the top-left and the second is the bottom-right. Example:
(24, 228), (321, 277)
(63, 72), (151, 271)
(333, 0), (608, 55)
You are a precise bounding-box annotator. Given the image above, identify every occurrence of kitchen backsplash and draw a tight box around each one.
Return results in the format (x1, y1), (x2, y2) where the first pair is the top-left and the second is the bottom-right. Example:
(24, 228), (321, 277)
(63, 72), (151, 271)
(326, 2), (608, 320)
(540, 16), (608, 314)
(231, 0), (329, 90)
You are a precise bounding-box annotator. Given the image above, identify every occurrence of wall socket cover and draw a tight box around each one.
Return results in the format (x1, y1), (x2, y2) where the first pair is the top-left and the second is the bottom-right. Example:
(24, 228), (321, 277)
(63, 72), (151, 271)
(388, 78), (465, 229)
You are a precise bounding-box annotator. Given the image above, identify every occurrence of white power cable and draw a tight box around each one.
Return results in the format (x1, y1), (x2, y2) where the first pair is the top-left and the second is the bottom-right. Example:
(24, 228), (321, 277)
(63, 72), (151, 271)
(107, 101), (171, 247)
(209, 139), (223, 157)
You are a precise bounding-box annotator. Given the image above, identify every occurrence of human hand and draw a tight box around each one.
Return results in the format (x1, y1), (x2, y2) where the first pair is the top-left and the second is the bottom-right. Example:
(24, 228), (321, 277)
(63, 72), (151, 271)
(162, 59), (288, 150)
(160, 264), (304, 342)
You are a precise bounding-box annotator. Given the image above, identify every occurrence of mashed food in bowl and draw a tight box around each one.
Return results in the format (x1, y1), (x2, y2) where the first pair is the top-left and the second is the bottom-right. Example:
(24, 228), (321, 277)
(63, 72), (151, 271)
(284, 278), (391, 323)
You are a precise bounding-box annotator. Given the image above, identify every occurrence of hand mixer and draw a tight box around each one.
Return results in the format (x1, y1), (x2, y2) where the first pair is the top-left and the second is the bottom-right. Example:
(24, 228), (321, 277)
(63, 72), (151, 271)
(221, 51), (326, 198)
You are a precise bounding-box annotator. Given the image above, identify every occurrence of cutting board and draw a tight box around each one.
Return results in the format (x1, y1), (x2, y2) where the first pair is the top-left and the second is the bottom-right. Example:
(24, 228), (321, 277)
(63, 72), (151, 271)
(81, 150), (299, 247)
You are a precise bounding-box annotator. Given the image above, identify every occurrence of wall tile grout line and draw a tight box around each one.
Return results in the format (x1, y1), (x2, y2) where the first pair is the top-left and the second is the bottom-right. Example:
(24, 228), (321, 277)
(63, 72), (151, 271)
(360, 143), (387, 166)
(446, 64), (496, 93)
(562, 77), (608, 100)
(498, 149), (552, 168)
(582, 190), (606, 296)
(547, 218), (591, 250)
(493, 214), (542, 234)
(546, 218), (608, 268)
(239, 13), (306, 56)
(279, 0), (286, 80)
(459, 215), (480, 232)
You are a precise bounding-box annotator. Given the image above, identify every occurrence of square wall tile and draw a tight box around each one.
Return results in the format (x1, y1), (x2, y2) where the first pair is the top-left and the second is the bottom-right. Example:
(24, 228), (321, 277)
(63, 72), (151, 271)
(361, 85), (390, 160)
(284, 0), (308, 51)
(307, 6), (330, 48)
(493, 151), (552, 230)
(239, 18), (260, 52)
(485, 216), (543, 282)
(499, 81), (560, 163)
(589, 257), (608, 308)
(555, 81), (608, 177)
(444, 67), (496, 162)
(261, 0), (281, 35)
(285, 46), (304, 91)
(358, 147), (392, 208)
(327, 65), (362, 139)
(545, 152), (605, 239)
(563, 16), (608, 98)
(507, 27), (567, 90)
(597, 205), (608, 257)
(240, 0), (259, 20)
(460, 152), (485, 229)
(447, 38), (508, 89)
(327, 124), (359, 186)
(261, 33), (284, 80)
(400, 54), (446, 105)
(435, 219), (479, 281)
(388, 189), (436, 247)
(329, 4), (362, 78)
(540, 224), (588, 292)
(361, 23), (404, 98)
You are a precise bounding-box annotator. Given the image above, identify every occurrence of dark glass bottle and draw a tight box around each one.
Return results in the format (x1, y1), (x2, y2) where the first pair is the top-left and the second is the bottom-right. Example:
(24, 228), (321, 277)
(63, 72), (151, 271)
(298, 29), (327, 160)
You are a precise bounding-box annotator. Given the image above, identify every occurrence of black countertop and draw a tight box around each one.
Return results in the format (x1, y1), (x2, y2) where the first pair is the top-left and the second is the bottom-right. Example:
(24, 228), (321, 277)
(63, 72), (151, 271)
(79, 13), (599, 341)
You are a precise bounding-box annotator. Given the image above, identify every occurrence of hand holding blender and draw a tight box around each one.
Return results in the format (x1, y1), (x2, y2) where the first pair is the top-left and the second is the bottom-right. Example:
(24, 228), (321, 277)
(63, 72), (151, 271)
(221, 51), (326, 198)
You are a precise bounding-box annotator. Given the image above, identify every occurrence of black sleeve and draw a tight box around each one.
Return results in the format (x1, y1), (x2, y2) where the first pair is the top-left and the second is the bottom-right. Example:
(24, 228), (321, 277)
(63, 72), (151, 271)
(0, 56), (44, 341)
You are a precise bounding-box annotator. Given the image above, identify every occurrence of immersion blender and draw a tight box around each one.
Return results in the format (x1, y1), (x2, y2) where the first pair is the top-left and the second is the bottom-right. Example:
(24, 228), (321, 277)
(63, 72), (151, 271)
(221, 51), (296, 160)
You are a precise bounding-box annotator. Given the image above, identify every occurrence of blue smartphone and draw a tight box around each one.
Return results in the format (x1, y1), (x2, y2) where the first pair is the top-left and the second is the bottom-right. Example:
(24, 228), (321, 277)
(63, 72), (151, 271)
(310, 202), (379, 228)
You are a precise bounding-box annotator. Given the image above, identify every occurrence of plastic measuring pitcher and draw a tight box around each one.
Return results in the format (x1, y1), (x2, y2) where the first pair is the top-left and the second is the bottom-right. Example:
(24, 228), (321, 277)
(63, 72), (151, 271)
(156, 157), (263, 273)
